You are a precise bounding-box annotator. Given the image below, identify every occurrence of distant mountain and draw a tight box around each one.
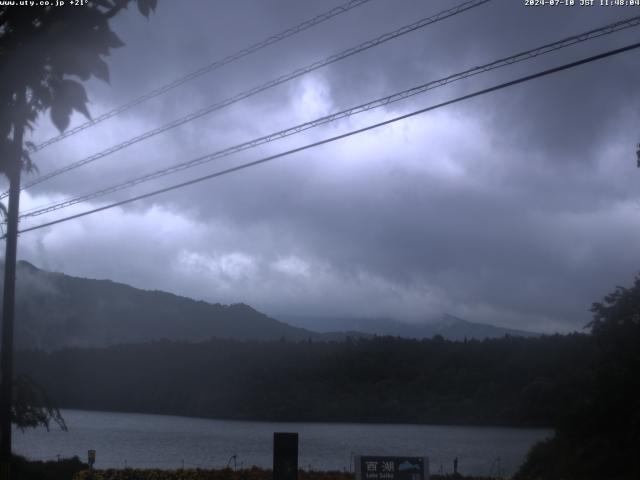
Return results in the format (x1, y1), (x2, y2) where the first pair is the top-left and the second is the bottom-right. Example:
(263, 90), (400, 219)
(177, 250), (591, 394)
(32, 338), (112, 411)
(6, 261), (333, 350)
(3, 260), (535, 349)
(276, 313), (538, 341)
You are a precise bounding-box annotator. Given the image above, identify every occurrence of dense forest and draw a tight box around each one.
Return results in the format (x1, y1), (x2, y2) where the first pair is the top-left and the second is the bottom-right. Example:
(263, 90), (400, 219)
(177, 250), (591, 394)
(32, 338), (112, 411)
(16, 333), (596, 427)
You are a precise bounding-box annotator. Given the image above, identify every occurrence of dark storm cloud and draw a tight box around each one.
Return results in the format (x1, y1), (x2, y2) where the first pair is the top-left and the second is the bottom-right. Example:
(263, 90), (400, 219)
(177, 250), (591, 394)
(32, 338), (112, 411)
(10, 0), (640, 333)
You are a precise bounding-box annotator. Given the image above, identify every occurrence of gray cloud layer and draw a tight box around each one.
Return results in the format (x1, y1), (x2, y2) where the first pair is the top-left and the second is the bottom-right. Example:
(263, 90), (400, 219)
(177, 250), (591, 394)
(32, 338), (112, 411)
(5, 0), (640, 332)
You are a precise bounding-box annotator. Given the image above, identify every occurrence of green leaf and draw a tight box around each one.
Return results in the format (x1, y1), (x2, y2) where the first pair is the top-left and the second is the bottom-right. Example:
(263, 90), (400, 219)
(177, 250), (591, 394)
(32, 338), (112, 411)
(50, 101), (71, 132)
(21, 146), (37, 173)
(84, 23), (114, 56)
(93, 57), (110, 83)
(137, 0), (152, 18)
(60, 79), (91, 119)
(105, 27), (125, 48)
(53, 47), (95, 80)
(29, 82), (52, 108)
(50, 79), (91, 131)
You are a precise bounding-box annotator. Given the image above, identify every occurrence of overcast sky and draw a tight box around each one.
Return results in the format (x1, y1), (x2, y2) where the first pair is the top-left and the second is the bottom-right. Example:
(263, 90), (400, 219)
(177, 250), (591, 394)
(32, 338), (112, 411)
(4, 0), (640, 333)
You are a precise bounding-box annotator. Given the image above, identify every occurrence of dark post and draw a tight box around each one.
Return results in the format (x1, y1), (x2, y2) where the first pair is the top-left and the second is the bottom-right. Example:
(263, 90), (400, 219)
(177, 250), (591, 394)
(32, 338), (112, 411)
(273, 432), (298, 480)
(0, 89), (25, 480)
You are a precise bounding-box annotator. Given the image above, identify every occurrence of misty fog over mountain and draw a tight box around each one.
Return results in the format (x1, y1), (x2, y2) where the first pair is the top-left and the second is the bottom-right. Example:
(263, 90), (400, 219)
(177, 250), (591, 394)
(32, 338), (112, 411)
(4, 261), (536, 350)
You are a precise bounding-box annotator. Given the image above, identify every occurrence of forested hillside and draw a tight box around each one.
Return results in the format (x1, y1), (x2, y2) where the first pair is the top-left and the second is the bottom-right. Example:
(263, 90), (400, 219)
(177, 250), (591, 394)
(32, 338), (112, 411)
(4, 261), (536, 349)
(8, 261), (323, 348)
(16, 334), (595, 427)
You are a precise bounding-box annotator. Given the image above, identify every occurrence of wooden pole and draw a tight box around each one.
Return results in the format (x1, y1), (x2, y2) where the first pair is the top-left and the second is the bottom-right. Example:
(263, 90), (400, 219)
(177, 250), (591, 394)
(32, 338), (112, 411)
(0, 88), (25, 480)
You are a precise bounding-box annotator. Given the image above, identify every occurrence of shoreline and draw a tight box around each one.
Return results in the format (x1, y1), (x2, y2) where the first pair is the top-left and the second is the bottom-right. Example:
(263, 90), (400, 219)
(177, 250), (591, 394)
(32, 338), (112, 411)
(55, 407), (555, 431)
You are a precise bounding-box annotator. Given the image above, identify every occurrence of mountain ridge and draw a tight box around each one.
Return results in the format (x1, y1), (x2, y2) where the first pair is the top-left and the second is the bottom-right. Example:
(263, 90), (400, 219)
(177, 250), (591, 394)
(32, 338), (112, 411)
(5, 260), (536, 349)
(8, 260), (327, 349)
(276, 312), (538, 341)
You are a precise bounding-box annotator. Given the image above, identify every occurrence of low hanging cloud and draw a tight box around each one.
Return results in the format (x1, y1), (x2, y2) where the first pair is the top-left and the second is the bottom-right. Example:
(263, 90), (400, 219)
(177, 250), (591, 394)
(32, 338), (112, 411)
(5, 0), (640, 334)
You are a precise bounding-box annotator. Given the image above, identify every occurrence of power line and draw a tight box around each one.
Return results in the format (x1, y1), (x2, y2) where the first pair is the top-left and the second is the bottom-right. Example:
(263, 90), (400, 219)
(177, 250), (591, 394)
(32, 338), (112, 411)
(19, 14), (640, 219)
(6, 0), (492, 199)
(28, 0), (375, 153)
(18, 0), (491, 191)
(12, 41), (640, 238)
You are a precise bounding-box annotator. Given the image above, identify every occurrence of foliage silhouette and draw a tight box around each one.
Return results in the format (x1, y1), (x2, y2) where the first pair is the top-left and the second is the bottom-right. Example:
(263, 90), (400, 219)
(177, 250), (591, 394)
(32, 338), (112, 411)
(0, 0), (157, 175)
(0, 0), (156, 431)
(516, 275), (640, 480)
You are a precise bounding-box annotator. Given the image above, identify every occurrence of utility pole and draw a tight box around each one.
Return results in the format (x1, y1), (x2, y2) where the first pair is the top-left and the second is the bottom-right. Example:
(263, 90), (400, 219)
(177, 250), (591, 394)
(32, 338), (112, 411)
(0, 88), (26, 480)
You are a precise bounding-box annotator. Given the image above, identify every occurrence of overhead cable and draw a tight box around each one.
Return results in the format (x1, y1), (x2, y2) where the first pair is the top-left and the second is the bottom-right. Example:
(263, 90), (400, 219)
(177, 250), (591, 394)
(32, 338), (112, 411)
(19, 14), (640, 219)
(12, 41), (640, 237)
(7, 0), (492, 200)
(29, 0), (376, 152)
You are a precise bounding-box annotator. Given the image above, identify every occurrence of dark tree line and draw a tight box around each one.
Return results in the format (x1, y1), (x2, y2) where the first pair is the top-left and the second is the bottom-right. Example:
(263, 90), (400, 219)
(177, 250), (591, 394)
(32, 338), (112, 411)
(15, 332), (596, 428)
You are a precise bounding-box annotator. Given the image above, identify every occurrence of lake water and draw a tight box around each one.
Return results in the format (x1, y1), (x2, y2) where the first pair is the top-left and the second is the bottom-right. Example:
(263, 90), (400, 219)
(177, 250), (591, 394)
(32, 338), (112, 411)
(13, 409), (550, 477)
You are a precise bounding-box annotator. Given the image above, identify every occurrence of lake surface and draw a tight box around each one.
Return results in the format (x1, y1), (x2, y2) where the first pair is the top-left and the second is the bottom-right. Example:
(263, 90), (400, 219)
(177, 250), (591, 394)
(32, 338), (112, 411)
(14, 410), (550, 477)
